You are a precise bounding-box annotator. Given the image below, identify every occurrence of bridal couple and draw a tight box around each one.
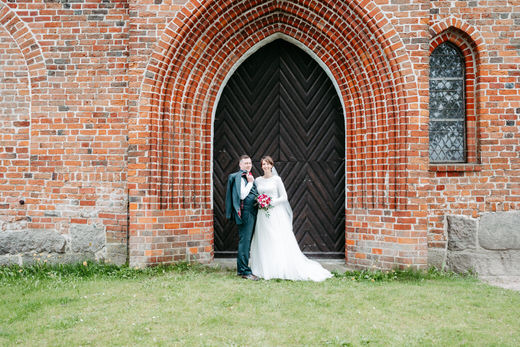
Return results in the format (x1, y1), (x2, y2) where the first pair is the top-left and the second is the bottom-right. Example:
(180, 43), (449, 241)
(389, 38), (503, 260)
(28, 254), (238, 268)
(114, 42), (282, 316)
(225, 155), (332, 282)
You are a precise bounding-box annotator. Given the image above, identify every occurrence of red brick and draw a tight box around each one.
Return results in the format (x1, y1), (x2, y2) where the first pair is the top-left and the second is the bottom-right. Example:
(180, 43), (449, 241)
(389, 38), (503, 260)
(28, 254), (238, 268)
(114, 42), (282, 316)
(0, 0), (517, 270)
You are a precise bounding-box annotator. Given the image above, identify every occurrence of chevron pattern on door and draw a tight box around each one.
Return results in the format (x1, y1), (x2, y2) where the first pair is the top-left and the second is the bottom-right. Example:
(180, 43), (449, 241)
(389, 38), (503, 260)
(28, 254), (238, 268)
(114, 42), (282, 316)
(213, 39), (345, 258)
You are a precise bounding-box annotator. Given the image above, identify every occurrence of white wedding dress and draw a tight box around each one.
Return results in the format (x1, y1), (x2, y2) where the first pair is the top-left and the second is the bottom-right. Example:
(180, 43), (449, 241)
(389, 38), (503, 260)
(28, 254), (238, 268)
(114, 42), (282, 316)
(249, 175), (332, 282)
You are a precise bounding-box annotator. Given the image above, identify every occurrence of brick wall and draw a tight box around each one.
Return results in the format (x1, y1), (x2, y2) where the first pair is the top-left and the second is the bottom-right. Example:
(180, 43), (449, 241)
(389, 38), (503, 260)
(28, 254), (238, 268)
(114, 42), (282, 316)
(427, 1), (520, 267)
(0, 0), (129, 264)
(0, 0), (518, 271)
(0, 19), (30, 232)
(128, 0), (425, 268)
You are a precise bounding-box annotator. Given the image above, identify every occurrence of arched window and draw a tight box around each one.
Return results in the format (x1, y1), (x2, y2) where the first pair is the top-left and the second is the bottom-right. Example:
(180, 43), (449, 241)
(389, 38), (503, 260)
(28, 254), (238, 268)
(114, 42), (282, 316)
(429, 42), (466, 163)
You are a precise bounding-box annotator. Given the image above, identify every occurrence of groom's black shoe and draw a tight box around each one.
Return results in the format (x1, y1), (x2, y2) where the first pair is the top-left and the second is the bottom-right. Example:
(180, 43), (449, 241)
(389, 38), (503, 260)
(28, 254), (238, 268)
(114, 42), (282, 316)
(241, 274), (259, 281)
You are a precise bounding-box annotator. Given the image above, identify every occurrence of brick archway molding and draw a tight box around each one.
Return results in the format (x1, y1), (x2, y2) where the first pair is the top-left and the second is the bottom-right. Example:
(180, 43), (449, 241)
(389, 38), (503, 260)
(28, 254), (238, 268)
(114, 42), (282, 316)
(0, 2), (46, 88)
(129, 0), (425, 269)
(0, 1), (47, 160)
(0, 1), (47, 221)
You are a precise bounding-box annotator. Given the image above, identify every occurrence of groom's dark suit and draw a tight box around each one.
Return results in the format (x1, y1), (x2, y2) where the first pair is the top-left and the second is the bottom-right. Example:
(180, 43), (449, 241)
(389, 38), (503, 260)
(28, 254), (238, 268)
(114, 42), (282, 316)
(225, 170), (258, 276)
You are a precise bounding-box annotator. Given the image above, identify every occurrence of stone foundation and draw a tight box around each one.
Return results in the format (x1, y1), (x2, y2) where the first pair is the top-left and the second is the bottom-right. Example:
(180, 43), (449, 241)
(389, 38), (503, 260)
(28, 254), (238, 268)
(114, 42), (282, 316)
(432, 212), (520, 276)
(0, 227), (127, 266)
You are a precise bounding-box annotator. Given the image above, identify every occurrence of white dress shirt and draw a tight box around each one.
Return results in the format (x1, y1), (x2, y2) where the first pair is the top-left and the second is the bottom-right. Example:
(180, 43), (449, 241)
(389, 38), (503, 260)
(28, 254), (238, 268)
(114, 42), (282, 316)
(240, 173), (254, 200)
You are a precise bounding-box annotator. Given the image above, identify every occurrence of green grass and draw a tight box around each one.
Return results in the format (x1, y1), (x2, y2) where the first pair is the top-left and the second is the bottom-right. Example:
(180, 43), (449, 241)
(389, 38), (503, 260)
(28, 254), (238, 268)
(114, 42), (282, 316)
(1, 262), (519, 346)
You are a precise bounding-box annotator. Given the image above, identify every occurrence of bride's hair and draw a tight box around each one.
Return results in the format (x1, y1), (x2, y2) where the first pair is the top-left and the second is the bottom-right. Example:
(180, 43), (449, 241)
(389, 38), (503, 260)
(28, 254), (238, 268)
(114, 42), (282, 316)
(260, 156), (274, 166)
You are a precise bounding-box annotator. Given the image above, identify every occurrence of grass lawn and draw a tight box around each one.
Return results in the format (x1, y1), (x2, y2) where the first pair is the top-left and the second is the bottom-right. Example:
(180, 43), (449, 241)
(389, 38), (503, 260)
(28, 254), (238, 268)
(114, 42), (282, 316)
(0, 263), (519, 346)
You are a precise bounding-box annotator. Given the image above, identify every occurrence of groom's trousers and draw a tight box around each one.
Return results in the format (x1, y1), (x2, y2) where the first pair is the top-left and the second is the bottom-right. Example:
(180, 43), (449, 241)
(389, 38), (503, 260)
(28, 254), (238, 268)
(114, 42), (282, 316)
(237, 209), (255, 276)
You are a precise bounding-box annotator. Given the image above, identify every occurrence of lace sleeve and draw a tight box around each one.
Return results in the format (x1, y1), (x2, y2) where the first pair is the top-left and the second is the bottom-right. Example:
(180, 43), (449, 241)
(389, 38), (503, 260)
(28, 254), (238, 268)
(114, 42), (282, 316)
(272, 176), (288, 206)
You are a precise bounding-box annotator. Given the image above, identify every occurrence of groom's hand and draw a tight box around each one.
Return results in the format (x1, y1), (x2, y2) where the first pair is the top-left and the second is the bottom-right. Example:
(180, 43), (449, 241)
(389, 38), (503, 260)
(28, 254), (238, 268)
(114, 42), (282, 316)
(246, 172), (254, 183)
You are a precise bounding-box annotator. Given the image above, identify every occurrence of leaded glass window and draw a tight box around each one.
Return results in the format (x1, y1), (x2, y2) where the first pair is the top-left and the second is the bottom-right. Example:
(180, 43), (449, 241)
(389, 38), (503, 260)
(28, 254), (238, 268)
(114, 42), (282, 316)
(429, 42), (466, 162)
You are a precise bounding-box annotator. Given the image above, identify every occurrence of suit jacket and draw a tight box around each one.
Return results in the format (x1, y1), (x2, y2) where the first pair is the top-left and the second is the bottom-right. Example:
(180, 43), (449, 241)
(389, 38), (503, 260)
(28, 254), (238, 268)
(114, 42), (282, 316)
(225, 170), (257, 225)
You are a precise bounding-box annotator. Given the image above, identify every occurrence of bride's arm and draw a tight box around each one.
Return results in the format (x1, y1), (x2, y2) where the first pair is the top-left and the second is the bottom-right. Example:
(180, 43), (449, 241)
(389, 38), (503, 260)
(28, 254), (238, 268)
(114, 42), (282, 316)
(271, 176), (288, 206)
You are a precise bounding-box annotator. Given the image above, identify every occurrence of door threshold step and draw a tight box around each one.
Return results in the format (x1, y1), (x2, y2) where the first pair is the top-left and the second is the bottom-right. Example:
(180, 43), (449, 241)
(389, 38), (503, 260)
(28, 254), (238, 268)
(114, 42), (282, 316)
(211, 258), (350, 273)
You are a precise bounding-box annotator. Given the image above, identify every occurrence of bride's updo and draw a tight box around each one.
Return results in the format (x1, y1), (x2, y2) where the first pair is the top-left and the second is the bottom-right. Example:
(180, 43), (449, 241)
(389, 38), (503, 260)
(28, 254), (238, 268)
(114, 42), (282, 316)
(261, 156), (274, 166)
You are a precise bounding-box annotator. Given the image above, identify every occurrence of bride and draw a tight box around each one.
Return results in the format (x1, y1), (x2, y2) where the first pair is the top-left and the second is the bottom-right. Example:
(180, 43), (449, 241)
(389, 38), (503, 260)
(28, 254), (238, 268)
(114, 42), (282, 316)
(249, 156), (332, 282)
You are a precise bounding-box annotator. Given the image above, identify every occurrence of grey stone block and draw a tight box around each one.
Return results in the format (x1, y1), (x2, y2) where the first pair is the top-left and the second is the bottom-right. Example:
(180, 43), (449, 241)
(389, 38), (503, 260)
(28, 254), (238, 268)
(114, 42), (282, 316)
(472, 251), (520, 276)
(446, 252), (475, 274)
(70, 224), (105, 253)
(446, 250), (520, 276)
(479, 212), (520, 250)
(427, 248), (446, 269)
(0, 230), (66, 255)
(105, 243), (127, 265)
(447, 215), (477, 251)
(0, 255), (20, 266)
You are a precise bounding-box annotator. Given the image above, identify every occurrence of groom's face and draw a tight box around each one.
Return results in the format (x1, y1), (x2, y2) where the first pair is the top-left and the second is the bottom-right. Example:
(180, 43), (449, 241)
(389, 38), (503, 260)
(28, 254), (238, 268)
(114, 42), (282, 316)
(239, 158), (252, 172)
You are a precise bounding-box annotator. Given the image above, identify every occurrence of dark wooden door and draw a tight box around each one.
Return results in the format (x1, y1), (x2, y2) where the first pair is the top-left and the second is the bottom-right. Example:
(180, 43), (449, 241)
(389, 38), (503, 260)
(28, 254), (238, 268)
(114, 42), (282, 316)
(213, 40), (345, 258)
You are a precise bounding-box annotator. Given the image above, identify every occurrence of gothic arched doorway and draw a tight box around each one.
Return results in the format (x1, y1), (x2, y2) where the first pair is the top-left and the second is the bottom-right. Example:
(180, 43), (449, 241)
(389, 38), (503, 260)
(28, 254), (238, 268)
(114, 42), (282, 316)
(213, 39), (345, 259)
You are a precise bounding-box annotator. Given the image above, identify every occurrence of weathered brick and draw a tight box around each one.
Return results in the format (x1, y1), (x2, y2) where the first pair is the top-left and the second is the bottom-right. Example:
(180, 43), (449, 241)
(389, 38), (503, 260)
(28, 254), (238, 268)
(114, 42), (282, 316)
(0, 0), (518, 270)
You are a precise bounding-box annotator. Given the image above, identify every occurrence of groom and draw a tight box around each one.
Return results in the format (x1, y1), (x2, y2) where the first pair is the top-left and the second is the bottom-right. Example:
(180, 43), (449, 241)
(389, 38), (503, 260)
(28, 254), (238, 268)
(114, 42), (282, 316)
(225, 155), (259, 280)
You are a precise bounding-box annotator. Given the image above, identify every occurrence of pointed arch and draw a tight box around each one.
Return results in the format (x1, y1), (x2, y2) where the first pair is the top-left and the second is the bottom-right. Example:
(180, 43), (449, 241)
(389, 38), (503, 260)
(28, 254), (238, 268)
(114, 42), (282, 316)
(429, 21), (484, 166)
(129, 0), (423, 268)
(0, 2), (46, 88)
(134, 0), (416, 211)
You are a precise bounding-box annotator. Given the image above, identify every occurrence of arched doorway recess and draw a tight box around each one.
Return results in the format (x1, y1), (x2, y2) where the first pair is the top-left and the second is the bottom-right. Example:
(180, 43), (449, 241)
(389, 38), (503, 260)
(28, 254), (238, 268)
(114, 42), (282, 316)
(129, 0), (424, 270)
(213, 39), (345, 258)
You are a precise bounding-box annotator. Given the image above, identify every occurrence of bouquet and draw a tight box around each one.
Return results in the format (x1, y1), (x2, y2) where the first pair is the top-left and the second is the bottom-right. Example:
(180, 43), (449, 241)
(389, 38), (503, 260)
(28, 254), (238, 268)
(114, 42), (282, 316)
(256, 193), (272, 217)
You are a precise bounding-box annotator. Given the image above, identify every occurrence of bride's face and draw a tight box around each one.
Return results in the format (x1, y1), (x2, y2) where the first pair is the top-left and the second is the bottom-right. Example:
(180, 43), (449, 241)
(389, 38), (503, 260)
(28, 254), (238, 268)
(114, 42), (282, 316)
(261, 160), (273, 174)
